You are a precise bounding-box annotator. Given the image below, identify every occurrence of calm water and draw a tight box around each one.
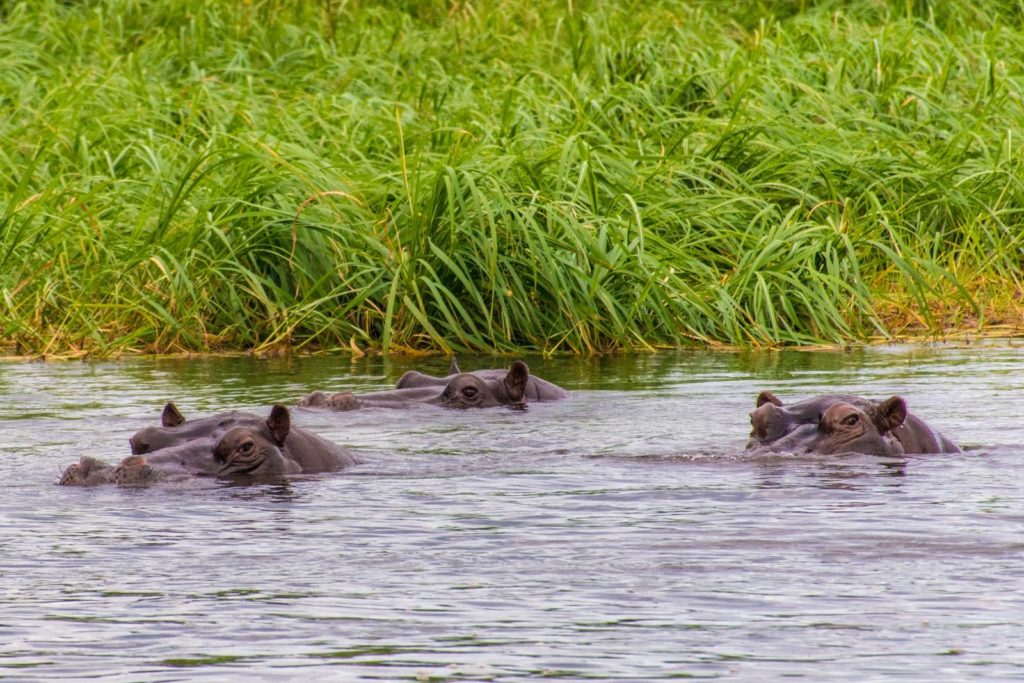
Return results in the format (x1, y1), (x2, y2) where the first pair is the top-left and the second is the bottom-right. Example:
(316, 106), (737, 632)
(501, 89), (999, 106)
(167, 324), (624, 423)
(1, 345), (1023, 681)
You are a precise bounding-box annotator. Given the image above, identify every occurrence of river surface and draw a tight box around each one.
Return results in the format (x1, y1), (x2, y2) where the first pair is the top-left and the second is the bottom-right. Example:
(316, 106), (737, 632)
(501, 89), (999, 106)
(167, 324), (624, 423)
(1, 344), (1023, 681)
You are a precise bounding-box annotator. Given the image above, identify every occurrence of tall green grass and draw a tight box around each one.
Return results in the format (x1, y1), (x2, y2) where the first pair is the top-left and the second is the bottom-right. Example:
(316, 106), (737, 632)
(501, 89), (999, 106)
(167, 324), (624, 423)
(2, 0), (1024, 356)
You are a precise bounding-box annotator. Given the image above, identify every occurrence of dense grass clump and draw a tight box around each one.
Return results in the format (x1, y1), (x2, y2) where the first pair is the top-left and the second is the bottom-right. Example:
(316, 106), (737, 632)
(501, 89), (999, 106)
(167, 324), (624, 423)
(2, 0), (1024, 356)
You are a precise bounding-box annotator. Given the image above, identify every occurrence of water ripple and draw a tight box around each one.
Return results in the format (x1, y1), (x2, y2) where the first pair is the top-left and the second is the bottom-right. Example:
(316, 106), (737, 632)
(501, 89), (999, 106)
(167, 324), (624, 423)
(2, 346), (1024, 680)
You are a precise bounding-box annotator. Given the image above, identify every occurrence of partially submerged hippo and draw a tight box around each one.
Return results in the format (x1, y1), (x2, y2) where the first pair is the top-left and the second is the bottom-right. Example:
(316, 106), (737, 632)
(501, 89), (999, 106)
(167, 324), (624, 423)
(396, 357), (570, 401)
(746, 391), (960, 456)
(299, 358), (569, 411)
(59, 404), (358, 486)
(131, 402), (358, 472)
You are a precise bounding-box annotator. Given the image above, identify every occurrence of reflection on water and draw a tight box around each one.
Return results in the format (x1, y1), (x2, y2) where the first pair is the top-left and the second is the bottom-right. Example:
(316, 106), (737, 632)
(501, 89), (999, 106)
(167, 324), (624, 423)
(2, 343), (1024, 679)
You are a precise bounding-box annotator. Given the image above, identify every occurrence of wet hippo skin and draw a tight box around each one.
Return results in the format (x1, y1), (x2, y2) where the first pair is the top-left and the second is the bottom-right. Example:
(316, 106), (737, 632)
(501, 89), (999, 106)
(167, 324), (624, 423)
(300, 359), (568, 411)
(395, 357), (570, 402)
(59, 404), (358, 486)
(746, 391), (960, 456)
(212, 405), (307, 478)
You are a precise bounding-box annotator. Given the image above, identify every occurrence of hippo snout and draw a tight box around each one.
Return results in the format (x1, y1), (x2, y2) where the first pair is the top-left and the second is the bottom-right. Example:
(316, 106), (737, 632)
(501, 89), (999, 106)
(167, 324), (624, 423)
(129, 426), (162, 454)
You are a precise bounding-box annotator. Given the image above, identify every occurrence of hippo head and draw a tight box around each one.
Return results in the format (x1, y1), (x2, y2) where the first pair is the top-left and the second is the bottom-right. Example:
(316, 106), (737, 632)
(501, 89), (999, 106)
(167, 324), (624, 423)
(750, 396), (909, 456)
(746, 391), (876, 450)
(130, 403), (260, 455)
(213, 405), (299, 478)
(392, 357), (567, 405)
(440, 361), (529, 409)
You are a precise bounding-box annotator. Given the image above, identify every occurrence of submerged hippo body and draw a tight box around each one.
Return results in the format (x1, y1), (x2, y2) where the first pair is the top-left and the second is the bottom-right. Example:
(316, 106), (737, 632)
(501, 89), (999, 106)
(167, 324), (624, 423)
(59, 404), (358, 486)
(300, 359), (568, 411)
(746, 391), (960, 456)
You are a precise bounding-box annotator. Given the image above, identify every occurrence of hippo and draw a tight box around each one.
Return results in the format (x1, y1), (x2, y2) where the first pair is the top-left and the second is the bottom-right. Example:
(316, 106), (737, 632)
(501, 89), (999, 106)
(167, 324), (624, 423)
(58, 404), (358, 486)
(395, 357), (570, 402)
(299, 359), (568, 411)
(131, 402), (359, 472)
(746, 391), (960, 456)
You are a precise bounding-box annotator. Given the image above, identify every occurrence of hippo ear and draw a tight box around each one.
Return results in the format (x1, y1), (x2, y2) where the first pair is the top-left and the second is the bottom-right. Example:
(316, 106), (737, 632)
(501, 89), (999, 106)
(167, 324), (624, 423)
(266, 405), (291, 446)
(162, 402), (185, 427)
(448, 355), (460, 375)
(756, 391), (783, 408)
(873, 396), (908, 434)
(504, 361), (529, 405)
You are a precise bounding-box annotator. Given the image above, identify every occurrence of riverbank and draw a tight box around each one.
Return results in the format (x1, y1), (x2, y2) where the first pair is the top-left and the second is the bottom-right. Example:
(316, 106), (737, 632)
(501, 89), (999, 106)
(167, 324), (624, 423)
(2, 0), (1023, 357)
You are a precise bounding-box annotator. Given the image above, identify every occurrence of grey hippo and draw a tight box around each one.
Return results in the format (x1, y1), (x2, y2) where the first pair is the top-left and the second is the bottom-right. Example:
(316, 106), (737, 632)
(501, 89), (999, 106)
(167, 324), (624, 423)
(746, 391), (960, 456)
(299, 358), (569, 411)
(59, 404), (359, 486)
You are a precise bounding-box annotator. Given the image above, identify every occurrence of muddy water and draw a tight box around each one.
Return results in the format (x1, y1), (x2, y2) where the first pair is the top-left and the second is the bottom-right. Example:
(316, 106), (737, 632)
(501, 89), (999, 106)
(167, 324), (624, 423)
(1, 345), (1023, 680)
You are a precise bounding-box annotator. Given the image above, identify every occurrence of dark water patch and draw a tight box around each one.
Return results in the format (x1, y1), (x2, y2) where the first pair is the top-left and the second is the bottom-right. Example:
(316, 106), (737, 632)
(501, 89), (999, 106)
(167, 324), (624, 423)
(160, 655), (249, 667)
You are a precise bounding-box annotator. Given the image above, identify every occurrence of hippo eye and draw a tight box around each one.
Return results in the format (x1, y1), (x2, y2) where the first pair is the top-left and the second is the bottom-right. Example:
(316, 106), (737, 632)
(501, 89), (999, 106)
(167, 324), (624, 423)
(462, 386), (478, 399)
(842, 414), (860, 427)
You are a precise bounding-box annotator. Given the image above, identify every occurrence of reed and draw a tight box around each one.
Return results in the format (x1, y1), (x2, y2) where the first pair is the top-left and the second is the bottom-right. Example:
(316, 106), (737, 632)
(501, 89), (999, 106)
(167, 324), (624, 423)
(2, 0), (1023, 356)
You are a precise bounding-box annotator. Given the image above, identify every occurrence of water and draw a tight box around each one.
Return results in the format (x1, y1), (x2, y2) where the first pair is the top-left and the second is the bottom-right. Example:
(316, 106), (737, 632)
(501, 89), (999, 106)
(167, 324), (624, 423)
(2, 344), (1023, 680)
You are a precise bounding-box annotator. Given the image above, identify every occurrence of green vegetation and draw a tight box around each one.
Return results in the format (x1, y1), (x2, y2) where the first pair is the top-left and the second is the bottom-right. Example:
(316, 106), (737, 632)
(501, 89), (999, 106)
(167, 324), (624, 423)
(2, 0), (1024, 356)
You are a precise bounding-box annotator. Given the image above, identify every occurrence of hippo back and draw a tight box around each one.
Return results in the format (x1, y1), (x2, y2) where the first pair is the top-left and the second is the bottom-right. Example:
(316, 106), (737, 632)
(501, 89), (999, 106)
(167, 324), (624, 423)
(281, 427), (360, 472)
(892, 414), (960, 454)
